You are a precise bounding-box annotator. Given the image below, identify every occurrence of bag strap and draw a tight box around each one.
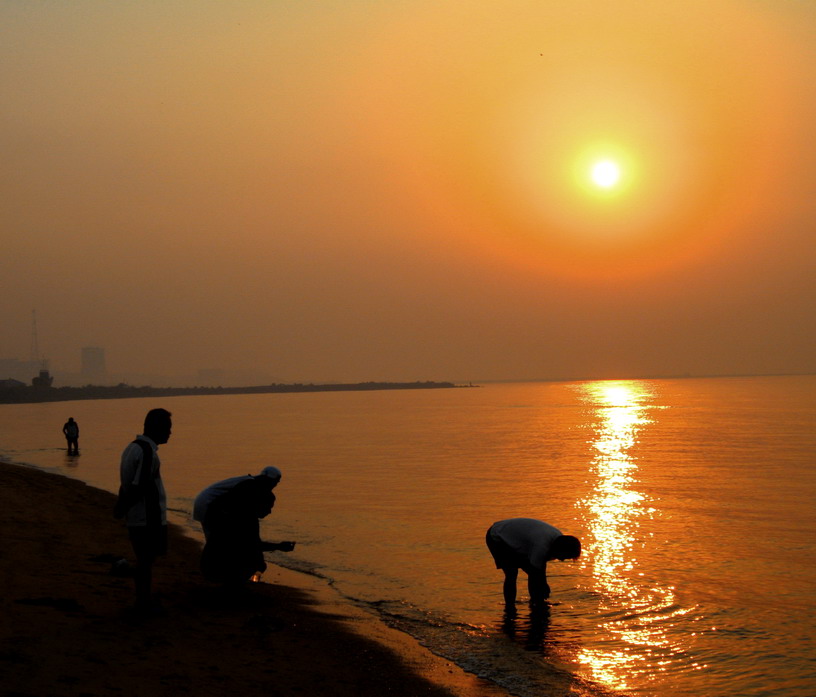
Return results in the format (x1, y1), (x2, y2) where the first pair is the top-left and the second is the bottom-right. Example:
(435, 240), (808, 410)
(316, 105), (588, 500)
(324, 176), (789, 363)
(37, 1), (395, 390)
(131, 438), (154, 480)
(132, 438), (162, 526)
(113, 439), (158, 520)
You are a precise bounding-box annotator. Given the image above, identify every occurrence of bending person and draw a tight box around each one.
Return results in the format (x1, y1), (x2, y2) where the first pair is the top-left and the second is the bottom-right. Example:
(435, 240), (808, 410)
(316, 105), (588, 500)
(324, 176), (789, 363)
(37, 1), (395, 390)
(193, 466), (281, 537)
(486, 517), (581, 613)
(198, 477), (295, 586)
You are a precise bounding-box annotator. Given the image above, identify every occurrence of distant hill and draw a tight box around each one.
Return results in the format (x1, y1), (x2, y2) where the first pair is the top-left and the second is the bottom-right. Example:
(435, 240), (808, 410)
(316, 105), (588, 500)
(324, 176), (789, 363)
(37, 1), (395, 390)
(0, 381), (467, 404)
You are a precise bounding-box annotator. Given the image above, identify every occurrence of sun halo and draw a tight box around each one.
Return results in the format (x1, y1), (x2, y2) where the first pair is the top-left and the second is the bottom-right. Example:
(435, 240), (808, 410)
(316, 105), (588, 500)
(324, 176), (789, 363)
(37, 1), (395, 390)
(591, 159), (621, 189)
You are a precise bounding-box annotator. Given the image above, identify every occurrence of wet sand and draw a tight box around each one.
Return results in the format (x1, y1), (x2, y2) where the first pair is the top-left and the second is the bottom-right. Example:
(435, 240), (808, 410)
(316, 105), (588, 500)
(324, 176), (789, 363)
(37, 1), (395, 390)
(0, 461), (506, 697)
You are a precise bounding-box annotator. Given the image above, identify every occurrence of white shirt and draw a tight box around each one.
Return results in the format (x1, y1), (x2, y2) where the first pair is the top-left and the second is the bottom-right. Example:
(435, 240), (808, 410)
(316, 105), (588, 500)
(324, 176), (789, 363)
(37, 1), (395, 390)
(489, 518), (562, 570)
(193, 475), (254, 523)
(119, 435), (167, 527)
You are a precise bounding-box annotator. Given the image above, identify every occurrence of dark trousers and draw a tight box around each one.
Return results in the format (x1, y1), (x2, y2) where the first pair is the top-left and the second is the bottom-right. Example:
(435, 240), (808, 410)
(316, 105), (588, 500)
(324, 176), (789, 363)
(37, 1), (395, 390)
(128, 525), (167, 607)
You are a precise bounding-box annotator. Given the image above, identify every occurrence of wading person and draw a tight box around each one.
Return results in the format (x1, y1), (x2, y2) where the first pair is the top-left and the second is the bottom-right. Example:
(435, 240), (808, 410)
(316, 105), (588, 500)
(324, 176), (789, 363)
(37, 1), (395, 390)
(62, 417), (79, 455)
(486, 517), (581, 614)
(114, 408), (172, 615)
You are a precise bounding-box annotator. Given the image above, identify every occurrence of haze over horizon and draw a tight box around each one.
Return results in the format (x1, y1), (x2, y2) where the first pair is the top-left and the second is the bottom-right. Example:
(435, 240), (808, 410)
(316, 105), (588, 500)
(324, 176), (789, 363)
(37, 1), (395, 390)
(2, 1), (814, 385)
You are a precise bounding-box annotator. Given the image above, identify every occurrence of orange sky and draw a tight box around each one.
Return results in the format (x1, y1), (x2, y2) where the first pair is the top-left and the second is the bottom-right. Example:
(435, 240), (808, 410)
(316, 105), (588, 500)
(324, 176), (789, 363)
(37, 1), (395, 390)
(1, 1), (814, 384)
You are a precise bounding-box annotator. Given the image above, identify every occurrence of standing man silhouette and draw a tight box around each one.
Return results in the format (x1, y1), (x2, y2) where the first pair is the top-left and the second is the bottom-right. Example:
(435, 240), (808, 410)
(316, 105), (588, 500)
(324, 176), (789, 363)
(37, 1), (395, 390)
(62, 417), (79, 455)
(115, 408), (172, 615)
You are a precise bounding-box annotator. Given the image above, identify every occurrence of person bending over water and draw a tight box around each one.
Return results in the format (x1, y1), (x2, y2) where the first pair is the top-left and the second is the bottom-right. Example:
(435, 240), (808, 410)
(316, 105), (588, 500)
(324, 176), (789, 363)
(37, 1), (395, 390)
(197, 477), (295, 587)
(486, 517), (581, 614)
(193, 466), (281, 538)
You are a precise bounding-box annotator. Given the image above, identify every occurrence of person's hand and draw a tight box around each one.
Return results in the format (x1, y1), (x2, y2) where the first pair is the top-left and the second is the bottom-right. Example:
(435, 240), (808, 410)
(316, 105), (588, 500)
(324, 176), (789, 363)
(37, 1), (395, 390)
(542, 582), (551, 599)
(278, 541), (296, 552)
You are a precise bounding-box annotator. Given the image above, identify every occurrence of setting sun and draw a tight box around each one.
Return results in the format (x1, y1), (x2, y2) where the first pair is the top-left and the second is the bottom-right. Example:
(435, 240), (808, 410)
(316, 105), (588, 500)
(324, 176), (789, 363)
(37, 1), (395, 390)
(591, 160), (621, 188)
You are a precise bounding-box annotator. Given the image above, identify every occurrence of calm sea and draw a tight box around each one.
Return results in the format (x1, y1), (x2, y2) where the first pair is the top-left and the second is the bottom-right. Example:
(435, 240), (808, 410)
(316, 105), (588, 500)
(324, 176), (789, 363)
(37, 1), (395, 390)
(1, 376), (814, 697)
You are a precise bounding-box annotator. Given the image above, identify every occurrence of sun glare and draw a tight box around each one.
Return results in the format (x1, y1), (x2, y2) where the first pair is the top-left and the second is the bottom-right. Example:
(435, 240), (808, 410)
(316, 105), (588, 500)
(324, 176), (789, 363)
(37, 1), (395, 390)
(591, 160), (621, 189)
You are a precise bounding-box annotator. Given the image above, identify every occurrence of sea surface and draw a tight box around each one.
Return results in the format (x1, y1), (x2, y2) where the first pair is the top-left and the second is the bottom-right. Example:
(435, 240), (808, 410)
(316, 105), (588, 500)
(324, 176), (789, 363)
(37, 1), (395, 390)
(1, 375), (814, 697)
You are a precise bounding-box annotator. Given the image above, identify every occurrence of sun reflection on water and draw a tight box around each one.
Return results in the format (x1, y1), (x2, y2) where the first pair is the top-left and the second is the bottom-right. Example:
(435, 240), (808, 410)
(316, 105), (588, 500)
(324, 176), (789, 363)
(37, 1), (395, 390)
(575, 380), (688, 693)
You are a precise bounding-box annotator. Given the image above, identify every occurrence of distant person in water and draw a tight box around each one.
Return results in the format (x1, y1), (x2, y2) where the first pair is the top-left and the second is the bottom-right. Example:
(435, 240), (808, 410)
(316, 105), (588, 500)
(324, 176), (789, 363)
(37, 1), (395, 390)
(62, 417), (79, 455)
(486, 518), (581, 613)
(196, 474), (295, 586)
(114, 408), (172, 615)
(192, 466), (282, 537)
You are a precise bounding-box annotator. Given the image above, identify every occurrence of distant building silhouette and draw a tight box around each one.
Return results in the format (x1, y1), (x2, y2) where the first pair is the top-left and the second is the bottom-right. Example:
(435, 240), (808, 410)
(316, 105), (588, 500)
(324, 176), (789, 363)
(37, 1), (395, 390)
(81, 347), (107, 385)
(32, 368), (54, 387)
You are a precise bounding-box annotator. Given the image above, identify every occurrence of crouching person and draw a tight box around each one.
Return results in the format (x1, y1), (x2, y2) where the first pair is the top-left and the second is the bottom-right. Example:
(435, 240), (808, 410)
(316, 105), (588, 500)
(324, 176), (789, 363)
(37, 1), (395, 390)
(197, 478), (295, 587)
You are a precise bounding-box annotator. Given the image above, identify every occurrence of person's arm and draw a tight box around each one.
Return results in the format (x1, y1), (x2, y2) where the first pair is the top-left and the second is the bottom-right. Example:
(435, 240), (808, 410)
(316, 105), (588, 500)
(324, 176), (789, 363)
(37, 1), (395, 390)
(120, 445), (138, 489)
(125, 444), (152, 489)
(114, 443), (148, 518)
(261, 541), (296, 552)
(527, 564), (550, 606)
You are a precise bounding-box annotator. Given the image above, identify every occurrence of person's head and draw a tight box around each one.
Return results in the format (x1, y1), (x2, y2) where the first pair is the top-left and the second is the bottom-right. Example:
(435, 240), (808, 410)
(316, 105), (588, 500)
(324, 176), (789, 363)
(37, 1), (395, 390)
(550, 535), (581, 561)
(67, 417), (74, 422)
(143, 408), (172, 445)
(254, 466), (282, 489)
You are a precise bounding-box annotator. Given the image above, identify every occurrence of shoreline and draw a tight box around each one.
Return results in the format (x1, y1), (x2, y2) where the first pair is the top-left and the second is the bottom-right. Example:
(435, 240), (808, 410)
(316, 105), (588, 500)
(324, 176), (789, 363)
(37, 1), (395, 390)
(0, 380), (471, 405)
(0, 459), (506, 697)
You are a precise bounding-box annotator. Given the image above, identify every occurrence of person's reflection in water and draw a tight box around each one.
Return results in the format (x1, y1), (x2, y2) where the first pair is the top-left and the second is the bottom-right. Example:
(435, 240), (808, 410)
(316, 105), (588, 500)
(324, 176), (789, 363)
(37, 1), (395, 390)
(526, 604), (552, 652)
(499, 603), (552, 653)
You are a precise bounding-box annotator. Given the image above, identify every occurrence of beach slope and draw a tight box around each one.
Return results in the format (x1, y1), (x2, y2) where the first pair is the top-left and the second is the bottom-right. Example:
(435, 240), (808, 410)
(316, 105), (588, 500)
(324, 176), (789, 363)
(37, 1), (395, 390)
(0, 461), (503, 697)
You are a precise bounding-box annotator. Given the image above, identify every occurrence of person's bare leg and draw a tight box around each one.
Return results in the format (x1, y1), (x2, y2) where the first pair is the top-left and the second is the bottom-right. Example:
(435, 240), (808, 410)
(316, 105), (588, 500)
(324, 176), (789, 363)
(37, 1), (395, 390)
(503, 567), (519, 612)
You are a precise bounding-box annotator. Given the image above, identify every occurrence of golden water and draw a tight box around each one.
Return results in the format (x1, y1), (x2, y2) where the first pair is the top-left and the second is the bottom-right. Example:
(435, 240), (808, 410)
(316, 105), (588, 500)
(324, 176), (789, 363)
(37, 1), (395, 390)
(2, 375), (814, 696)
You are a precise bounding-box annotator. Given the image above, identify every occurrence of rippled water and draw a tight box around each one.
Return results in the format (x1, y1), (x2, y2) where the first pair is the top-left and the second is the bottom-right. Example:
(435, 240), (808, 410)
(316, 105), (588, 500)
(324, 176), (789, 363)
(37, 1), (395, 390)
(2, 375), (814, 696)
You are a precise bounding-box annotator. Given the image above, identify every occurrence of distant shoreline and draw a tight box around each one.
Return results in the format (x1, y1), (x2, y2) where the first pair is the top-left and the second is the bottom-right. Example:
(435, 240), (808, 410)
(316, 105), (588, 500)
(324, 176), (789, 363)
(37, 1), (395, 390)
(0, 380), (471, 405)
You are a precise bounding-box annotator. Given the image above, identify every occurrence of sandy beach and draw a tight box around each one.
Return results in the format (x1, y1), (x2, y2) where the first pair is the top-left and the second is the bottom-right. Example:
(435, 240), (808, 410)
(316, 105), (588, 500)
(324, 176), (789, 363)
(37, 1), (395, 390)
(0, 461), (506, 697)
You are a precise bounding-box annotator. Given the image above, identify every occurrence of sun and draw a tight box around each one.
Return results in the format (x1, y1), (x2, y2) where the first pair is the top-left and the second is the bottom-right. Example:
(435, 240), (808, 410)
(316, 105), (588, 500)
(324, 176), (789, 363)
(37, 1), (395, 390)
(591, 160), (621, 189)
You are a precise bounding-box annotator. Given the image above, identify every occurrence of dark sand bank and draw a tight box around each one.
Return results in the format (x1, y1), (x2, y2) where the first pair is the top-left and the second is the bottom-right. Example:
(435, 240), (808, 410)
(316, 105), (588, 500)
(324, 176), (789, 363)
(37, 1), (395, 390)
(0, 461), (505, 697)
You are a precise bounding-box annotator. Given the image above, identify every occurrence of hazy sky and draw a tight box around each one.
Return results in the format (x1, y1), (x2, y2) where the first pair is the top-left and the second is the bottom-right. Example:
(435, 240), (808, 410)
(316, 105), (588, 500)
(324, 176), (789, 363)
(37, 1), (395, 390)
(2, 1), (814, 383)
